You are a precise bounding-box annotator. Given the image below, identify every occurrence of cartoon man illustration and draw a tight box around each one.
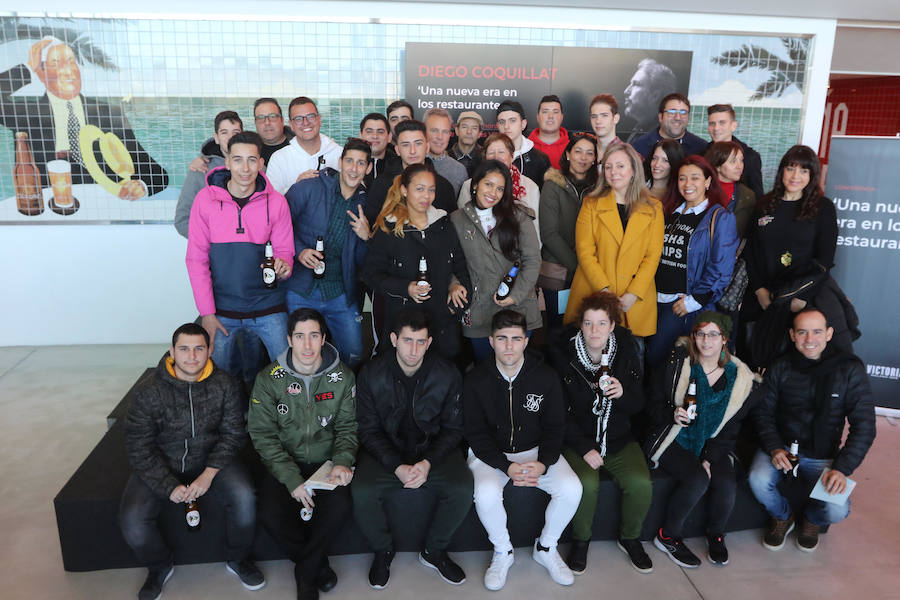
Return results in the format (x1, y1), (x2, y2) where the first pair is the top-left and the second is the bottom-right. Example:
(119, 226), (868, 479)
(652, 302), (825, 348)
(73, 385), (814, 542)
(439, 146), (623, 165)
(0, 38), (169, 199)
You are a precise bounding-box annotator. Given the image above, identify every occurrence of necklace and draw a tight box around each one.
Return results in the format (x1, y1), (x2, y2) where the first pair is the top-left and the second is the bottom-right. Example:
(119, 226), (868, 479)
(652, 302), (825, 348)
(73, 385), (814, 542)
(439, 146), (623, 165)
(703, 365), (721, 376)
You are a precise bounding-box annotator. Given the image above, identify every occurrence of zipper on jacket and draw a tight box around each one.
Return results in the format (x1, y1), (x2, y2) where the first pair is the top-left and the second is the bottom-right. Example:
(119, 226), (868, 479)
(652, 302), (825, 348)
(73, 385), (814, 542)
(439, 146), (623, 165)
(508, 379), (515, 450)
(235, 204), (244, 234)
(181, 383), (196, 472)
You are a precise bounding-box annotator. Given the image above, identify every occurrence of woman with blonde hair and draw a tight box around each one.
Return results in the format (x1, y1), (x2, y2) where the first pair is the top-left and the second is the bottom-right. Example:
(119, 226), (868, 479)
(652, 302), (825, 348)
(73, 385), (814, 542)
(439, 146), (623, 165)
(563, 143), (664, 358)
(363, 163), (470, 359)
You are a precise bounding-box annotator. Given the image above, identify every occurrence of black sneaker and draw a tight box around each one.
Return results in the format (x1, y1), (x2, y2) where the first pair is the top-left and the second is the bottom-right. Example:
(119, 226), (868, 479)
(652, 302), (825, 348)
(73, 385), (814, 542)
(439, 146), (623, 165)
(707, 533), (729, 565)
(566, 540), (589, 575)
(419, 549), (466, 585)
(368, 550), (395, 590)
(617, 538), (653, 573)
(138, 565), (173, 600)
(653, 529), (701, 568)
(315, 560), (337, 592)
(226, 559), (266, 591)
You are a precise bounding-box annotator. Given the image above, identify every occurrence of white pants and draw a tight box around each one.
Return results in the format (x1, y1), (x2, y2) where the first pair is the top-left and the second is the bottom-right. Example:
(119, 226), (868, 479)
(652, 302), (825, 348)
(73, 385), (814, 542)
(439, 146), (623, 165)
(468, 447), (582, 553)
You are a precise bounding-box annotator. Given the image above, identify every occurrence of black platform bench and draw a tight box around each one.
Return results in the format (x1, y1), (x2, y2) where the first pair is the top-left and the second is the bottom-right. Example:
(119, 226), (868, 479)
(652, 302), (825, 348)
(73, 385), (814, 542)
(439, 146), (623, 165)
(56, 369), (788, 572)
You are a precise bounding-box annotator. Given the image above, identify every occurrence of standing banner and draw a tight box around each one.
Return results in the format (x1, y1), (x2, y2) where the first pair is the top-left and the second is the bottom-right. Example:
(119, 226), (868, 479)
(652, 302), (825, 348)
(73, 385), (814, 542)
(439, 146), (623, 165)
(826, 135), (900, 410)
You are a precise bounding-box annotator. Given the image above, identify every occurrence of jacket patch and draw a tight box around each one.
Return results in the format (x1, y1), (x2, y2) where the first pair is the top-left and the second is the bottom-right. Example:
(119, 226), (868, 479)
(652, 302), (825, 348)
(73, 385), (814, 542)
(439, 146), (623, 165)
(270, 366), (286, 379)
(287, 382), (302, 395)
(276, 403), (289, 415)
(327, 371), (343, 383)
(319, 414), (334, 427)
(251, 398), (260, 404)
(315, 391), (334, 402)
(524, 393), (544, 412)
(758, 215), (774, 227)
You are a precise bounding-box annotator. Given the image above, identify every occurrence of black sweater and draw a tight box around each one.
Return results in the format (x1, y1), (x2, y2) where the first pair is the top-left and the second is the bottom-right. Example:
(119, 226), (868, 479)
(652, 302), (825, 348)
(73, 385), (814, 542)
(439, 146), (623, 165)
(463, 351), (565, 472)
(548, 326), (645, 456)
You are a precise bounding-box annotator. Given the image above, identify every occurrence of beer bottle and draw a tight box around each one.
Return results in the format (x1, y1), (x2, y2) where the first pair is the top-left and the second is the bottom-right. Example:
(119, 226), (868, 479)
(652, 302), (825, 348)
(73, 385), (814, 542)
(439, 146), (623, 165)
(788, 440), (800, 477)
(313, 236), (326, 279)
(185, 500), (201, 531)
(262, 241), (277, 289)
(416, 256), (429, 289)
(496, 262), (519, 301)
(684, 379), (698, 425)
(598, 353), (611, 396)
(14, 132), (44, 216)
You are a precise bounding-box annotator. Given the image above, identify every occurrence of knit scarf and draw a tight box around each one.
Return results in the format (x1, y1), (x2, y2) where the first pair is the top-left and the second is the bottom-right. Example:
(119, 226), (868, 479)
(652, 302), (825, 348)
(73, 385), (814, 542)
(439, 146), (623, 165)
(787, 345), (846, 458)
(675, 361), (737, 457)
(510, 164), (527, 201)
(574, 331), (617, 456)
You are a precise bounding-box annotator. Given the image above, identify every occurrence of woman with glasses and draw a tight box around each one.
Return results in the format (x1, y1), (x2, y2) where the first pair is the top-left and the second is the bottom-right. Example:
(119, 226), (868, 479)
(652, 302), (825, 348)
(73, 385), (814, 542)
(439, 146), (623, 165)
(646, 156), (739, 369)
(645, 312), (755, 568)
(644, 139), (685, 200)
(539, 133), (600, 327)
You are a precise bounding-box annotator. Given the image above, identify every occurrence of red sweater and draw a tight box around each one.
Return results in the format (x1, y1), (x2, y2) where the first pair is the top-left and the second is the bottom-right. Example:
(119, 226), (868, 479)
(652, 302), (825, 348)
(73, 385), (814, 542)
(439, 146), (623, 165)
(528, 127), (569, 169)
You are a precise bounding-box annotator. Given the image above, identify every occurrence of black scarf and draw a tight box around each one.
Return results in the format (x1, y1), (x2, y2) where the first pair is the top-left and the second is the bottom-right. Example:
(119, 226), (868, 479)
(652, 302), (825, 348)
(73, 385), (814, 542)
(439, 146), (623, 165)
(787, 345), (846, 457)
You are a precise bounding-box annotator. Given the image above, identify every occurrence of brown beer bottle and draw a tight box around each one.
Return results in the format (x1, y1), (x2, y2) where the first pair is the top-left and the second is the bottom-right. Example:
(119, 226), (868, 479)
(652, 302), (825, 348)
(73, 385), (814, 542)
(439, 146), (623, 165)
(185, 500), (201, 531)
(416, 256), (429, 289)
(313, 236), (326, 279)
(14, 132), (44, 216)
(684, 379), (698, 425)
(598, 353), (611, 396)
(788, 440), (800, 477)
(262, 241), (277, 289)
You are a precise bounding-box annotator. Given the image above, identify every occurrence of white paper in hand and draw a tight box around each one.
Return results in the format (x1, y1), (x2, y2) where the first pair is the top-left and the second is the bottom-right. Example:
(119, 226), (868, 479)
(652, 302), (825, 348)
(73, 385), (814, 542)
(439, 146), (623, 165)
(809, 469), (856, 506)
(304, 460), (338, 492)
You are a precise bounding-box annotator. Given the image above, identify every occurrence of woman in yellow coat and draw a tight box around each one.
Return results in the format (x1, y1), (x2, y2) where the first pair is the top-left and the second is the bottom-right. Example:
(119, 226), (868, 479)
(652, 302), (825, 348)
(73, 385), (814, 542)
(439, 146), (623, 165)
(564, 143), (664, 345)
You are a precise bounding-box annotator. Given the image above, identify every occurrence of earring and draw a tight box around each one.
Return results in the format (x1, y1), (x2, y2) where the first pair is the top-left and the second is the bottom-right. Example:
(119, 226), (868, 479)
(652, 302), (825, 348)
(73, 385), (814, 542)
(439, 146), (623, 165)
(720, 349), (726, 361)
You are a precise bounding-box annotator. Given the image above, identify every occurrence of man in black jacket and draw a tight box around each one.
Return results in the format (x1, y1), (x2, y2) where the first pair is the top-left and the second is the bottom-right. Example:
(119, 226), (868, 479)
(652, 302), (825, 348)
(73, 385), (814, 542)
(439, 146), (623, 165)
(352, 308), (472, 588)
(120, 323), (264, 600)
(749, 308), (875, 553)
(464, 310), (582, 591)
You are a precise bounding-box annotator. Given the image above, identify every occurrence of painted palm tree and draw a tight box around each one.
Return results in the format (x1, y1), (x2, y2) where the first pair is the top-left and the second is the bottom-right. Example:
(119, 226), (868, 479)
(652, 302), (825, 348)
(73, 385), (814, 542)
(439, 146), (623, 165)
(711, 37), (808, 100)
(1, 16), (118, 70)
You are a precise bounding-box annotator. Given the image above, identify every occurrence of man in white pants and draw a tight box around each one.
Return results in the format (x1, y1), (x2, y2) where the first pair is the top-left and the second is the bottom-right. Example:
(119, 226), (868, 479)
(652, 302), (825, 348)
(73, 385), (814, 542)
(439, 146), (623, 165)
(463, 309), (582, 590)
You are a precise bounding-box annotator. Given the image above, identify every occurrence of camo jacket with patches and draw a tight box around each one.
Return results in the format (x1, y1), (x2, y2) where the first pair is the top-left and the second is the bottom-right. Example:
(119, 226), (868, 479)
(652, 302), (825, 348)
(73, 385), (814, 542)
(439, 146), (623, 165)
(248, 343), (358, 493)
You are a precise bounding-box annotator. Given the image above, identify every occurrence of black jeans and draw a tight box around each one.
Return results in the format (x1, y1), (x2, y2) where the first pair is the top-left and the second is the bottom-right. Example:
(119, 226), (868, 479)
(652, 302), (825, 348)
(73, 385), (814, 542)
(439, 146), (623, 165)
(657, 442), (736, 537)
(350, 449), (473, 553)
(257, 462), (352, 583)
(119, 460), (256, 569)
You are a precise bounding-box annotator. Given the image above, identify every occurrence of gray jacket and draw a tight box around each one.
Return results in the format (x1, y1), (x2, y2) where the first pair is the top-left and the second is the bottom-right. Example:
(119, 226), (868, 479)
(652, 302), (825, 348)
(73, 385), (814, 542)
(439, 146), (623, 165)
(450, 202), (542, 337)
(174, 155), (226, 238)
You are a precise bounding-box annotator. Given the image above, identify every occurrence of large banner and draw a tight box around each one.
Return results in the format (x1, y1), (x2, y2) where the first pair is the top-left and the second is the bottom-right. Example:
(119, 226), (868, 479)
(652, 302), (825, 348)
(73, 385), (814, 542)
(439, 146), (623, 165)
(826, 136), (900, 410)
(405, 42), (693, 141)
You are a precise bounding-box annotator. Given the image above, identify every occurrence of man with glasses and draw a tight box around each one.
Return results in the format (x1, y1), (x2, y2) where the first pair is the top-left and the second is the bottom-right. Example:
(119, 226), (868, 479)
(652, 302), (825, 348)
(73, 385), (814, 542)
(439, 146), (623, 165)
(631, 93), (707, 159)
(267, 96), (342, 195)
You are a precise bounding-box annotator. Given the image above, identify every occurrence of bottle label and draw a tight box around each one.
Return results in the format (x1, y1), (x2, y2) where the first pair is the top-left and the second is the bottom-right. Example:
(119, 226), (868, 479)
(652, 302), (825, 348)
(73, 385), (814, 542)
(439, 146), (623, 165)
(497, 282), (509, 297)
(416, 280), (429, 288)
(263, 268), (276, 284)
(186, 509), (200, 528)
(598, 374), (610, 391)
(314, 263), (325, 275)
(508, 266), (519, 278)
(686, 403), (697, 420)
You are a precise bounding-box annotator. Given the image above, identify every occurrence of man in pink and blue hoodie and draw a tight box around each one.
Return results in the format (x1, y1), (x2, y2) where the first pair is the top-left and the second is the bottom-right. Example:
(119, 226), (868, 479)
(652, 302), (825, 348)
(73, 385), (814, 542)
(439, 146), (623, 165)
(187, 131), (295, 378)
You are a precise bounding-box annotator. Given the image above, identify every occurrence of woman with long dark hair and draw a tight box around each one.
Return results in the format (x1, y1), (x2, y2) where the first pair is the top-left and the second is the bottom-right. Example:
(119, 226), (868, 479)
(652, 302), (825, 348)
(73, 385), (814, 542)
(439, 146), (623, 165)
(539, 133), (600, 326)
(644, 139), (685, 200)
(705, 141), (755, 238)
(646, 312), (755, 568)
(646, 156), (739, 368)
(451, 159), (541, 361)
(363, 163), (470, 359)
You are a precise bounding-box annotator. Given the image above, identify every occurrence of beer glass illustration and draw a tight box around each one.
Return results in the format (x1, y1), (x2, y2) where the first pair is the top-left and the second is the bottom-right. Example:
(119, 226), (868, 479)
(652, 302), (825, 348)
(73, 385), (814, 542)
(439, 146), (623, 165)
(47, 159), (80, 215)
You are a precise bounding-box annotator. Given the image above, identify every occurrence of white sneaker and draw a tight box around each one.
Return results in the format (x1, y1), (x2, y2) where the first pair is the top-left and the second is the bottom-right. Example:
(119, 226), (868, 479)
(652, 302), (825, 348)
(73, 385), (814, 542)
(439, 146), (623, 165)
(484, 550), (514, 591)
(532, 540), (574, 586)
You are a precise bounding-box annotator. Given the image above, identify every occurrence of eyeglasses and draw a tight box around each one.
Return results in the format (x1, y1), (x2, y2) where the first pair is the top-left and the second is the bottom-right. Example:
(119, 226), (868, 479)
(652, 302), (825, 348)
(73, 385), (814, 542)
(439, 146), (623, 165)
(254, 113), (282, 122)
(664, 109), (689, 116)
(290, 113), (319, 124)
(693, 331), (723, 339)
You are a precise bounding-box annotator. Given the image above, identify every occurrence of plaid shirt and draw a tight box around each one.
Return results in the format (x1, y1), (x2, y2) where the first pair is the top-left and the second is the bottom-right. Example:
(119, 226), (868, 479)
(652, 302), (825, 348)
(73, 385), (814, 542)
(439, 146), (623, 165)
(305, 184), (353, 301)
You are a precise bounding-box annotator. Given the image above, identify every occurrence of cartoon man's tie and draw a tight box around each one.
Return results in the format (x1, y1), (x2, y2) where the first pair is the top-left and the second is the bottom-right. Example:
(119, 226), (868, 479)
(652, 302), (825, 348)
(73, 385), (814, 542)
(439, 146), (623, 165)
(66, 101), (83, 165)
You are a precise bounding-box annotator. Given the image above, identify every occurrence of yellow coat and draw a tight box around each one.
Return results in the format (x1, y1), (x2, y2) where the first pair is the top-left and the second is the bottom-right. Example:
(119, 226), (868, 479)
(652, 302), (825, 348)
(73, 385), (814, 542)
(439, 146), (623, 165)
(563, 190), (664, 336)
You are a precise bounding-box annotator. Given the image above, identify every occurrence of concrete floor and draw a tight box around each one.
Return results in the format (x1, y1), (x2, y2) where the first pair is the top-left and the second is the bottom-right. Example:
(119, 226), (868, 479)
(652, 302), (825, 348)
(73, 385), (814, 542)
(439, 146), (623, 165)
(1, 344), (898, 599)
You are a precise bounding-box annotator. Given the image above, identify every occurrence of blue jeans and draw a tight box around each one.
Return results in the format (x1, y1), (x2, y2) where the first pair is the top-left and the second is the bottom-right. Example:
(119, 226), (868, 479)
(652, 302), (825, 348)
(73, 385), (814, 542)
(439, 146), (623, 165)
(119, 460), (257, 569)
(748, 449), (851, 526)
(211, 312), (288, 377)
(286, 289), (363, 369)
(646, 301), (701, 368)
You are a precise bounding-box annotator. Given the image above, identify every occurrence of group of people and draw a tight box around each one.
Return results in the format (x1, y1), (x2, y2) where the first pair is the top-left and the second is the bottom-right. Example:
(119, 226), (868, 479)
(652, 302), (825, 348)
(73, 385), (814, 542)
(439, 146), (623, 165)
(120, 89), (876, 600)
